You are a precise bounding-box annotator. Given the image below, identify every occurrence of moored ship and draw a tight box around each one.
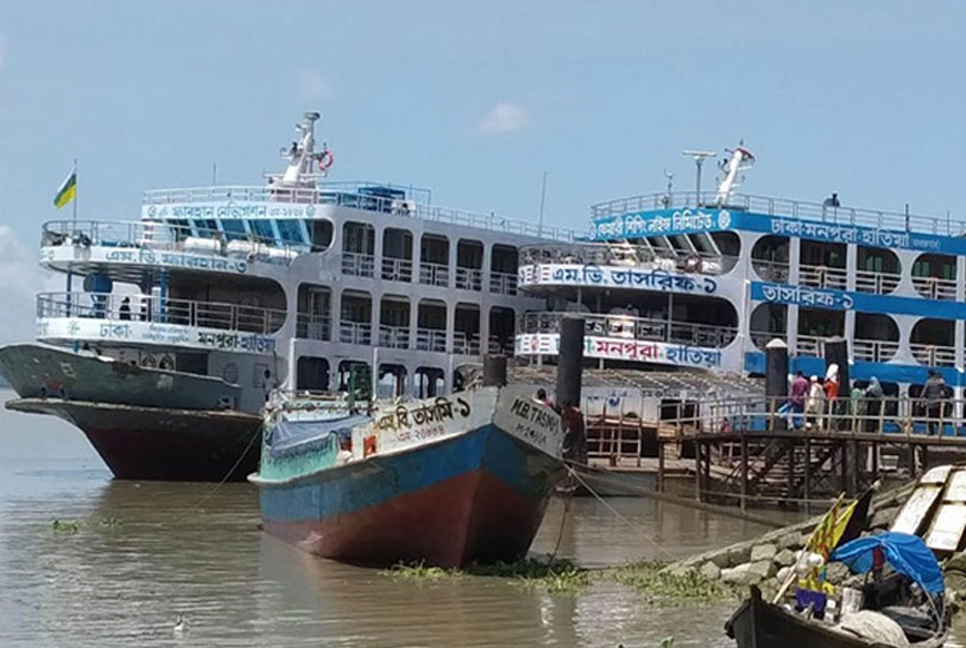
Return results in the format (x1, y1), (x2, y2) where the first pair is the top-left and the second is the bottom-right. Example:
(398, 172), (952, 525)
(0, 112), (576, 481)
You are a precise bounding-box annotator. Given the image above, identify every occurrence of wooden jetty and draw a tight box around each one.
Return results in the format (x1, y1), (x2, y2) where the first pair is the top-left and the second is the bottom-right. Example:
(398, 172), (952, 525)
(657, 395), (966, 512)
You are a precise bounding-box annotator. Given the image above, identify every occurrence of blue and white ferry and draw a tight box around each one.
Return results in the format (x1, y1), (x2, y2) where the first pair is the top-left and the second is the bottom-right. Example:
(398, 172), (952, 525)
(515, 145), (964, 408)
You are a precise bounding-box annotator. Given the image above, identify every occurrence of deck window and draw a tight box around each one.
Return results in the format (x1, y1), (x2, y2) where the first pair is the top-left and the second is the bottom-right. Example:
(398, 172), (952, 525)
(276, 219), (306, 245)
(192, 219), (219, 237)
(249, 220), (276, 242)
(220, 219), (248, 241)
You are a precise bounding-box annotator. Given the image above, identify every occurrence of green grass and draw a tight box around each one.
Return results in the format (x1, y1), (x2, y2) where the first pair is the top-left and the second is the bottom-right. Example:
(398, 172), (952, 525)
(610, 560), (737, 605)
(379, 562), (463, 582)
(50, 519), (84, 534)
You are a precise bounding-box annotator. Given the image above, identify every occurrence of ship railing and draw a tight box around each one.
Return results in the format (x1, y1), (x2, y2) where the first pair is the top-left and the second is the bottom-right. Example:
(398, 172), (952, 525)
(519, 243), (740, 276)
(661, 395), (966, 441)
(452, 331), (481, 356)
(381, 257), (413, 282)
(518, 312), (737, 349)
(454, 267), (483, 291)
(750, 259), (791, 283)
(489, 271), (518, 296)
(750, 330), (787, 350)
(338, 321), (372, 346)
(41, 219), (302, 264)
(296, 313), (332, 341)
(418, 261), (450, 287)
(590, 191), (966, 237)
(799, 264), (848, 290)
(37, 292), (286, 334)
(378, 325), (411, 349)
(855, 269), (901, 295)
(341, 252), (376, 278)
(415, 328), (447, 353)
(487, 335), (514, 356)
(909, 342), (957, 367)
(143, 185), (580, 242)
(911, 276), (958, 301)
(795, 334), (832, 358)
(853, 338), (900, 363)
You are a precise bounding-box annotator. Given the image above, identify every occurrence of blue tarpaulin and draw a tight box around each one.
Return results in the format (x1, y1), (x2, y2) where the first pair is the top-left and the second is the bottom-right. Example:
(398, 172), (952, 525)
(830, 532), (945, 594)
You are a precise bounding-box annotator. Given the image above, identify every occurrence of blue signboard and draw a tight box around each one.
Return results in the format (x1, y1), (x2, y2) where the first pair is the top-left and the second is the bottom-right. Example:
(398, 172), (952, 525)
(750, 281), (966, 320)
(744, 352), (961, 386)
(589, 208), (966, 256)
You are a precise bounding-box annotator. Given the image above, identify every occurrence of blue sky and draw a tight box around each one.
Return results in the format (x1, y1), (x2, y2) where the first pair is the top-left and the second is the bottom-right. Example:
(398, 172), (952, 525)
(0, 1), (964, 338)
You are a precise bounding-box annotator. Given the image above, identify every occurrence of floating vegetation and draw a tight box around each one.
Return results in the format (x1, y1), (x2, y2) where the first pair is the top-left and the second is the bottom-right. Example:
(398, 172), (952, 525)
(50, 519), (84, 534)
(98, 517), (123, 528)
(610, 560), (737, 605)
(379, 562), (463, 582)
(468, 559), (591, 594)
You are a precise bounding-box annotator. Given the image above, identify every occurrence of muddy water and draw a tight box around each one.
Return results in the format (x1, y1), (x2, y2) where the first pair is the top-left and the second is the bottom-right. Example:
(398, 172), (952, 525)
(1, 390), (963, 647)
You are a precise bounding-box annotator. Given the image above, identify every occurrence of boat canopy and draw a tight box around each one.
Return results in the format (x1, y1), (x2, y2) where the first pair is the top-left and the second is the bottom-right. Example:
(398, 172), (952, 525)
(268, 413), (370, 455)
(830, 532), (944, 594)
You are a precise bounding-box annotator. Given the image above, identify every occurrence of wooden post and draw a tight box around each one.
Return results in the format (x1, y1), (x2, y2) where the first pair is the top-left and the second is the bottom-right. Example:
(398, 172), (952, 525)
(803, 436), (812, 516)
(657, 439), (665, 493)
(740, 433), (749, 511)
(703, 440), (711, 500)
(847, 439), (859, 497)
(787, 439), (797, 505)
(695, 442), (702, 502)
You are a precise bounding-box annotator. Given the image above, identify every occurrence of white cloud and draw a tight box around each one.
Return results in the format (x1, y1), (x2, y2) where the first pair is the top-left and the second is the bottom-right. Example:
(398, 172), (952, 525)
(478, 102), (528, 134)
(0, 225), (43, 344)
(297, 68), (332, 100)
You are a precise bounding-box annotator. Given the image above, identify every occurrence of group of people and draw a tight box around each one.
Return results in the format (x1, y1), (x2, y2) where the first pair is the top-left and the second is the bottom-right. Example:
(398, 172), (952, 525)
(787, 367), (949, 435)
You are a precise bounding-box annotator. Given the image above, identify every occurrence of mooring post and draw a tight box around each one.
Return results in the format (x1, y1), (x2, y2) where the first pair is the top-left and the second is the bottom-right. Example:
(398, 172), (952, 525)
(765, 338), (789, 432)
(847, 439), (859, 497)
(803, 436), (812, 516)
(482, 354), (507, 387)
(824, 336), (851, 430)
(657, 439), (665, 493)
(695, 442), (702, 502)
(555, 317), (584, 408)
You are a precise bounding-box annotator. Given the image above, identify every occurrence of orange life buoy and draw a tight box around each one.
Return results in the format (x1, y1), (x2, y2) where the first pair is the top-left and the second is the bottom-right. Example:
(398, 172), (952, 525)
(318, 150), (334, 172)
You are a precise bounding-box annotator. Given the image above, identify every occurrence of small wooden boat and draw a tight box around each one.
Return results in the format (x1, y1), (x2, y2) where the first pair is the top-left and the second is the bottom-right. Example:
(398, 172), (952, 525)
(249, 385), (573, 567)
(726, 533), (950, 647)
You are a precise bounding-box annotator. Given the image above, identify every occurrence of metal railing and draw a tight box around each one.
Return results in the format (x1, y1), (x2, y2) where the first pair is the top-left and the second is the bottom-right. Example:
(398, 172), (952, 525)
(41, 219), (300, 264)
(750, 259), (790, 283)
(852, 338), (900, 363)
(381, 257), (413, 282)
(519, 243), (740, 276)
(37, 292), (286, 334)
(799, 264), (848, 290)
(489, 271), (518, 296)
(750, 330), (787, 350)
(341, 252), (375, 278)
(910, 342), (957, 367)
(590, 191), (966, 237)
(143, 184), (579, 242)
(487, 335), (514, 356)
(661, 395), (966, 441)
(795, 334), (827, 358)
(455, 267), (483, 291)
(415, 328), (447, 352)
(295, 313), (331, 341)
(855, 269), (901, 295)
(518, 312), (737, 349)
(338, 321), (372, 346)
(378, 325), (411, 349)
(452, 331), (481, 356)
(911, 276), (957, 301)
(419, 262), (449, 287)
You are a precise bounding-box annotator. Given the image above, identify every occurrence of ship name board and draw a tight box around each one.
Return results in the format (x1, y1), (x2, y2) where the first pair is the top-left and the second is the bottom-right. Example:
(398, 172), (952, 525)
(518, 263), (717, 294)
(515, 333), (723, 369)
(143, 200), (318, 221)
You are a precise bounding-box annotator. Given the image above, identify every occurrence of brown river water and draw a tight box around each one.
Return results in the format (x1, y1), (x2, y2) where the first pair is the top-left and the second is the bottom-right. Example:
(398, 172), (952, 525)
(2, 389), (965, 647)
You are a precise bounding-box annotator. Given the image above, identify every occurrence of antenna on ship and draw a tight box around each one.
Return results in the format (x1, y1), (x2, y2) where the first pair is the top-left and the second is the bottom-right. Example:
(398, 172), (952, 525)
(714, 141), (755, 206)
(268, 111), (334, 189)
(681, 150), (716, 208)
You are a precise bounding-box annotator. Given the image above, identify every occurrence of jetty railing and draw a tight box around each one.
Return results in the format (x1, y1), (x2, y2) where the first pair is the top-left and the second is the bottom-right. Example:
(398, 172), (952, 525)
(518, 312), (738, 349)
(661, 395), (966, 441)
(590, 191), (966, 237)
(143, 184), (579, 243)
(519, 243), (740, 276)
(37, 292), (287, 335)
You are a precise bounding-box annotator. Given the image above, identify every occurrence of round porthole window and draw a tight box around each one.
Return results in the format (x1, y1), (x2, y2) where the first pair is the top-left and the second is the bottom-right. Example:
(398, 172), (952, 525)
(222, 363), (240, 384)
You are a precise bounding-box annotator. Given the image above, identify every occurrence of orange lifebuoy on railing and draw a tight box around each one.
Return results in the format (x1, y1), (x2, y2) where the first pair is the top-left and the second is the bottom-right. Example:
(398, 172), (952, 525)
(318, 150), (334, 172)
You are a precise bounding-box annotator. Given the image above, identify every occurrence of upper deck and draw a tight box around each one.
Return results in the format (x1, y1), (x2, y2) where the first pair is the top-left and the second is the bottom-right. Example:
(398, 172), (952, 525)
(588, 191), (966, 255)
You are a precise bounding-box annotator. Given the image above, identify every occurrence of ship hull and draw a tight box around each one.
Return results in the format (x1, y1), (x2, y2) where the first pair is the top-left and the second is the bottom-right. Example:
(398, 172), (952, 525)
(257, 423), (564, 567)
(7, 398), (261, 481)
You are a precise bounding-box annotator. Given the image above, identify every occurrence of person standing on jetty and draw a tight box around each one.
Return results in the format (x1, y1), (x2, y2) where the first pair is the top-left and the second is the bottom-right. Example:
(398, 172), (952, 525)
(790, 370), (809, 429)
(923, 370), (946, 436)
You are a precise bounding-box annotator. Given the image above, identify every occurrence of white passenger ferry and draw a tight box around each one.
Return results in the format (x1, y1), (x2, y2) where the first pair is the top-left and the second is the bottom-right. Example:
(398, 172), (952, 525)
(515, 144), (965, 417)
(0, 112), (576, 480)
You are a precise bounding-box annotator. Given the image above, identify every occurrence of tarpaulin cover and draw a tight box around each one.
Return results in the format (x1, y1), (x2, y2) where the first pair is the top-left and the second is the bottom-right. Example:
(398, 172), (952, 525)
(830, 532), (945, 594)
(269, 414), (370, 453)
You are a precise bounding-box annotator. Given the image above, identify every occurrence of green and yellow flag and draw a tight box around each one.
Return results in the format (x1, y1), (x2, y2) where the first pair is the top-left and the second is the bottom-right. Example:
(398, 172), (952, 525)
(54, 167), (77, 209)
